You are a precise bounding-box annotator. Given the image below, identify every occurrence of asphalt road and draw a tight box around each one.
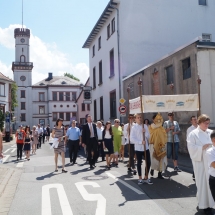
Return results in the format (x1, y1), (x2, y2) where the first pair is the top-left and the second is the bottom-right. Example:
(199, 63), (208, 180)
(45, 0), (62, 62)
(1, 140), (213, 215)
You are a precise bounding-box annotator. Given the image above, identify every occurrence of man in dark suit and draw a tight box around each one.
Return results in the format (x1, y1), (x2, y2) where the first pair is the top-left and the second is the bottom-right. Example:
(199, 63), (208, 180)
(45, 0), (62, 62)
(82, 114), (98, 169)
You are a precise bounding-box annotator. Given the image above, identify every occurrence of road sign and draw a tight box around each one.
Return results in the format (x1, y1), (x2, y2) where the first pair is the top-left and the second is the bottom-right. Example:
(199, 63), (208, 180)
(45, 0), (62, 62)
(119, 98), (126, 104)
(120, 113), (126, 117)
(83, 100), (92, 104)
(119, 105), (126, 114)
(83, 86), (92, 91)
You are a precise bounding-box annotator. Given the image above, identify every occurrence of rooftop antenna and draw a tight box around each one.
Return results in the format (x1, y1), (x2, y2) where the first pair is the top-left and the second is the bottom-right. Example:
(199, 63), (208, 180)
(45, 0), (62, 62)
(22, 0), (23, 28)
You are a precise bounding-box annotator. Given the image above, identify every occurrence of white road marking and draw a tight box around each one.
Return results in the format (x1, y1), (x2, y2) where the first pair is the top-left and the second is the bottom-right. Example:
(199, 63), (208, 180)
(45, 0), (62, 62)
(4, 148), (13, 153)
(11, 148), (16, 153)
(16, 161), (24, 168)
(106, 172), (145, 195)
(75, 182), (106, 215)
(2, 155), (10, 163)
(42, 184), (73, 215)
(11, 144), (16, 148)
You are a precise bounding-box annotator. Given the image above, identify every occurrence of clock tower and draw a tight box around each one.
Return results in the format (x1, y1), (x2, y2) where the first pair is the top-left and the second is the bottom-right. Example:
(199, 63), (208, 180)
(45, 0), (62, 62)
(12, 28), (33, 127)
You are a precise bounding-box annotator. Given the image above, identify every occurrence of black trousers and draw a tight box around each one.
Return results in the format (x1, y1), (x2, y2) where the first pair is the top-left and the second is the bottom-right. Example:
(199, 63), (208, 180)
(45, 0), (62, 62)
(209, 175), (215, 201)
(68, 139), (79, 163)
(42, 134), (46, 143)
(37, 135), (42, 148)
(97, 140), (105, 160)
(17, 144), (23, 159)
(87, 137), (98, 166)
(129, 144), (136, 169)
(136, 150), (151, 177)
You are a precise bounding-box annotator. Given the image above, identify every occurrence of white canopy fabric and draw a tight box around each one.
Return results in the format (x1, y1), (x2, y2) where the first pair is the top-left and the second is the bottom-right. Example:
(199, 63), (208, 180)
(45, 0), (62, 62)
(129, 94), (199, 114)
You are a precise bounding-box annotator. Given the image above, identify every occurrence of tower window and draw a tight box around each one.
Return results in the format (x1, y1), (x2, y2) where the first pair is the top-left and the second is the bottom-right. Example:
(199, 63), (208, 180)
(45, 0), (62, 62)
(22, 48), (24, 52)
(39, 106), (45, 114)
(21, 113), (26, 121)
(21, 90), (25, 98)
(20, 55), (26, 62)
(199, 0), (206, 5)
(202, 34), (211, 42)
(21, 102), (26, 110)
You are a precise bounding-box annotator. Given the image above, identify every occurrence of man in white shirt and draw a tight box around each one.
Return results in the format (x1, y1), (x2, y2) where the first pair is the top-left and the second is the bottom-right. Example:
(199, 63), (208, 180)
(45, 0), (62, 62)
(206, 131), (215, 203)
(96, 121), (105, 161)
(130, 113), (153, 185)
(36, 124), (43, 149)
(186, 116), (198, 180)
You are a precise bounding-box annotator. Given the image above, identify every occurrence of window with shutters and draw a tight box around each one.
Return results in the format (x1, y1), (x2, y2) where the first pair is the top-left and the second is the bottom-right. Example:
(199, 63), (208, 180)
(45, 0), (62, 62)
(182, 58), (191, 80)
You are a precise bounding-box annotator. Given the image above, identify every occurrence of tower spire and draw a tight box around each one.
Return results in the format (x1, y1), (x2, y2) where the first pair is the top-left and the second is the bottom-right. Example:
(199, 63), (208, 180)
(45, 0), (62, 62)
(22, 0), (23, 28)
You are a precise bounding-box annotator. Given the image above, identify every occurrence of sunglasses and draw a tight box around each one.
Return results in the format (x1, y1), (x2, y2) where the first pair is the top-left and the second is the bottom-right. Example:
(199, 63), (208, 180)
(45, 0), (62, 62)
(115, 122), (120, 123)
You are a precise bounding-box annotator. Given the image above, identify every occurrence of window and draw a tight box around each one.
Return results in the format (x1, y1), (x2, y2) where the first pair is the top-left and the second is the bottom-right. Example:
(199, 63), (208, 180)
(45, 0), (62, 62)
(110, 49), (114, 77)
(199, 0), (206, 5)
(98, 36), (101, 50)
(94, 100), (97, 121)
(107, 24), (110, 39)
(59, 92), (64, 101)
(65, 92), (70, 101)
(80, 118), (86, 125)
(98, 61), (103, 85)
(92, 45), (95, 57)
(202, 33), (211, 42)
(112, 18), (115, 33)
(21, 113), (26, 121)
(72, 92), (76, 101)
(72, 112), (76, 118)
(21, 90), (25, 98)
(82, 103), (85, 111)
(0, 83), (5, 96)
(166, 65), (174, 85)
(53, 112), (57, 121)
(21, 102), (25, 110)
(182, 58), (191, 80)
(39, 119), (45, 126)
(53, 92), (57, 101)
(87, 104), (90, 111)
(93, 67), (96, 89)
(100, 97), (103, 120)
(59, 112), (64, 120)
(110, 91), (116, 118)
(39, 92), (45, 101)
(66, 113), (70, 121)
(39, 106), (45, 114)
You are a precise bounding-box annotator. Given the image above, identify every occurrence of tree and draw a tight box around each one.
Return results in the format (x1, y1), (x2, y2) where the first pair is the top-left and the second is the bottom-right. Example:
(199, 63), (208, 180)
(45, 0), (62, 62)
(11, 82), (18, 111)
(0, 110), (5, 131)
(64, 73), (80, 81)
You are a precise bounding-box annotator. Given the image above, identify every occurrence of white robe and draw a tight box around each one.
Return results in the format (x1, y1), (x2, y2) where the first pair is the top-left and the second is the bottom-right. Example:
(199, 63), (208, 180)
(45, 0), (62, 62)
(187, 127), (214, 209)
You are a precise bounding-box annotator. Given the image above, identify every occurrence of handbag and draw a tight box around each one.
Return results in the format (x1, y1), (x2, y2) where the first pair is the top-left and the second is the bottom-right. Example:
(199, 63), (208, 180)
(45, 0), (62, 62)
(104, 148), (109, 152)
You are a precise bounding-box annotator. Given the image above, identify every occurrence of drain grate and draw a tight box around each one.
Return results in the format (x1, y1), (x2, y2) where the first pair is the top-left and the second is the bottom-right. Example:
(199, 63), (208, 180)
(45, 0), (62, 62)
(82, 175), (108, 181)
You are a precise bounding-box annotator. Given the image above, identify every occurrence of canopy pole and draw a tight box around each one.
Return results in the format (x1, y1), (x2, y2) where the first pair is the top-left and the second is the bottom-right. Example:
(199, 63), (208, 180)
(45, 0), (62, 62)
(127, 86), (131, 169)
(137, 77), (148, 177)
(197, 75), (201, 117)
(170, 82), (175, 161)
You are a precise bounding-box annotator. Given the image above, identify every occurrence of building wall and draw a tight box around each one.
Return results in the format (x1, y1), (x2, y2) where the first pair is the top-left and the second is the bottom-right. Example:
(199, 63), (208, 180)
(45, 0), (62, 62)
(0, 81), (12, 112)
(89, 10), (120, 123)
(119, 0), (215, 78)
(76, 79), (90, 125)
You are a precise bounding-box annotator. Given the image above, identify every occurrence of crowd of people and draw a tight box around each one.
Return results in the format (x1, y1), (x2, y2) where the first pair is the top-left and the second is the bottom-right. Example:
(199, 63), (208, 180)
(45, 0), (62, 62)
(1, 111), (215, 214)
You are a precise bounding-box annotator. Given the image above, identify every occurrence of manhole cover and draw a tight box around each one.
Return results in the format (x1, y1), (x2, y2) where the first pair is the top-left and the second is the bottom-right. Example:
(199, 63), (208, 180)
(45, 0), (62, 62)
(82, 175), (108, 181)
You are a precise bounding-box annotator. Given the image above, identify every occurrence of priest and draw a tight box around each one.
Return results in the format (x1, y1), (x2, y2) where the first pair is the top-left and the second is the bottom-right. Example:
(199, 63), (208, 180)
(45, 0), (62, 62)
(187, 114), (215, 215)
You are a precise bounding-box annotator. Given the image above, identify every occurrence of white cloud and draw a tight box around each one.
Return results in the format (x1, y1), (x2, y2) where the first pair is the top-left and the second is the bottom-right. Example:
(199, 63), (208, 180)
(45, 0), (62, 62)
(0, 24), (89, 84)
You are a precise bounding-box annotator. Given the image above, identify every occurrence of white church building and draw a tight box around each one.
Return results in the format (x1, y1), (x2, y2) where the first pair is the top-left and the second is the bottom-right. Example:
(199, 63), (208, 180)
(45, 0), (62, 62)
(12, 28), (81, 129)
(83, 0), (215, 122)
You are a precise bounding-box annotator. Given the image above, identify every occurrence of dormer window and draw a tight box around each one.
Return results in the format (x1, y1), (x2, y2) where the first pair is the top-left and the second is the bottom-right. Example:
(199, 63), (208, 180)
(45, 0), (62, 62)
(39, 83), (45, 86)
(61, 81), (67, 84)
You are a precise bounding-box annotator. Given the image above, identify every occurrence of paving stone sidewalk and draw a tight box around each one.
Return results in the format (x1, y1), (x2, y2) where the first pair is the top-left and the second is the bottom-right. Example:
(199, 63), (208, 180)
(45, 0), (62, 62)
(0, 166), (23, 215)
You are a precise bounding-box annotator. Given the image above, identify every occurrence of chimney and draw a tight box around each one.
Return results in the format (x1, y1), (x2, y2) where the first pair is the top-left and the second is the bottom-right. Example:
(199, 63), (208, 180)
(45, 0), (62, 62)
(48, 73), (53, 79)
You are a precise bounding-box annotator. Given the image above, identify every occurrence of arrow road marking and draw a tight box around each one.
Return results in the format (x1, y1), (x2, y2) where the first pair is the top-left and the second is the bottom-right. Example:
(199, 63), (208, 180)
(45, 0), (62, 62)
(106, 172), (145, 195)
(16, 161), (24, 168)
(2, 155), (10, 164)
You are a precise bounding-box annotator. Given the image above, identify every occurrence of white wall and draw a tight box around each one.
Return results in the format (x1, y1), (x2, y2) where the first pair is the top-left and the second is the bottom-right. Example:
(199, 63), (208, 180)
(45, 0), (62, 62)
(89, 10), (120, 123)
(15, 36), (30, 62)
(197, 49), (215, 126)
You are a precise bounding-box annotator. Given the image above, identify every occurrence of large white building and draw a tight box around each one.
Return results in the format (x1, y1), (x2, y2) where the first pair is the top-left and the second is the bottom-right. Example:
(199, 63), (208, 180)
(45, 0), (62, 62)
(83, 0), (215, 122)
(12, 28), (81, 128)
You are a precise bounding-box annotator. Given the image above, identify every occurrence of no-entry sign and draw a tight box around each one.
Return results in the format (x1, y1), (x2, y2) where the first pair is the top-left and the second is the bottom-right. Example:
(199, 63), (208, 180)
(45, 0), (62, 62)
(119, 105), (126, 114)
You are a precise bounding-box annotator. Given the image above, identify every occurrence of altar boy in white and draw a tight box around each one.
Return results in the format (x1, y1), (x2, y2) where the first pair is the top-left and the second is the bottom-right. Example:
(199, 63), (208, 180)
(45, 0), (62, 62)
(187, 114), (214, 215)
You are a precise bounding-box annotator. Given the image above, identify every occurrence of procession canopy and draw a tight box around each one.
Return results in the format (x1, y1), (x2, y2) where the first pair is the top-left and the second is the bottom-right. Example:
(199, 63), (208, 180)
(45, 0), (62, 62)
(129, 94), (199, 114)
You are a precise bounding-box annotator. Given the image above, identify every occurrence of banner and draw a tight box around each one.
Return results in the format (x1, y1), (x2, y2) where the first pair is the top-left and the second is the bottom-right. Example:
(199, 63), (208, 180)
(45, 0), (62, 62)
(129, 94), (199, 114)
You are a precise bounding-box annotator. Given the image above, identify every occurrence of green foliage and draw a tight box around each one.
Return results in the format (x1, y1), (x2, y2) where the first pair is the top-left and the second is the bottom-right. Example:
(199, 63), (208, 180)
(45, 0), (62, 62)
(64, 73), (80, 81)
(0, 110), (5, 131)
(11, 82), (18, 111)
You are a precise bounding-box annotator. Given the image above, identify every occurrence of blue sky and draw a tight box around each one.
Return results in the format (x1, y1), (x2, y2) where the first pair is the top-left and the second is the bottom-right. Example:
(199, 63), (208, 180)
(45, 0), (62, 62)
(0, 0), (109, 83)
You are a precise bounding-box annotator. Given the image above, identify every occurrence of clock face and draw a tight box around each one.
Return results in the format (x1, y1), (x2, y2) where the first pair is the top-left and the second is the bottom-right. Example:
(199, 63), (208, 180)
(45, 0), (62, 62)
(20, 38), (25, 43)
(20, 76), (26, 81)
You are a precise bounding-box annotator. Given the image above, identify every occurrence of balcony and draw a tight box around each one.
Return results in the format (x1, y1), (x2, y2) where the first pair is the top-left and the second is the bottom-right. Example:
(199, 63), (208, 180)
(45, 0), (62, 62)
(12, 62), (33, 71)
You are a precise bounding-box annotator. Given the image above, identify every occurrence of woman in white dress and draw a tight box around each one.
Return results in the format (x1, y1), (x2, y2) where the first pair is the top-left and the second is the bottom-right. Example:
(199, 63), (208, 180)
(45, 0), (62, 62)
(187, 114), (215, 215)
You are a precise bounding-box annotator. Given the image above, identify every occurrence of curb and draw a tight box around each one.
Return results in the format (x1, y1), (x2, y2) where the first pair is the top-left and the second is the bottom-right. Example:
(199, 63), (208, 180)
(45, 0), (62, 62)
(0, 168), (14, 197)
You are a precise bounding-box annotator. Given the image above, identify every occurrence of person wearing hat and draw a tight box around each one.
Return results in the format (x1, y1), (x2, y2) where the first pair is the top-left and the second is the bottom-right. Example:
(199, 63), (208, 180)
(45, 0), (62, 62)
(163, 112), (181, 172)
(15, 125), (26, 160)
(65, 120), (81, 165)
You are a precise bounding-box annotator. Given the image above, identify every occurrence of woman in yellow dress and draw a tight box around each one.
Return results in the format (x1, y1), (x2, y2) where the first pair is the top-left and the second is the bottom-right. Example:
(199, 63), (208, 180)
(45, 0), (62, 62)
(149, 113), (167, 179)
